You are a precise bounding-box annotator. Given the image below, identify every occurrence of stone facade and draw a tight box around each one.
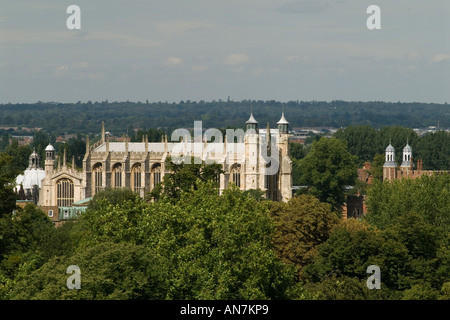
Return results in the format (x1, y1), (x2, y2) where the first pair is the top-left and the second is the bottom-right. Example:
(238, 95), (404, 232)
(38, 114), (293, 208)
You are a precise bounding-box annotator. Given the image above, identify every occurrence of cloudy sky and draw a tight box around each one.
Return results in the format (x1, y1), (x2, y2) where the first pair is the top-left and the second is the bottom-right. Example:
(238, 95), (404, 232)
(1, 0), (449, 104)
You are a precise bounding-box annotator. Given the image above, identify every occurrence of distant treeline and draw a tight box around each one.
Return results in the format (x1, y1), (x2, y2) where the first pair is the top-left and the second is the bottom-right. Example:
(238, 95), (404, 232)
(0, 100), (449, 136)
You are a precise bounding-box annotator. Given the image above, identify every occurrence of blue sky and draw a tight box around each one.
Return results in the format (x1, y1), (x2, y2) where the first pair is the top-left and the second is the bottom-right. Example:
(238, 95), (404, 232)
(1, 0), (449, 103)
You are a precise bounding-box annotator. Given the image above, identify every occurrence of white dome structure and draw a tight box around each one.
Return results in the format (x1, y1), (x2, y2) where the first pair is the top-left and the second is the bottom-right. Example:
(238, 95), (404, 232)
(16, 169), (45, 190)
(15, 149), (46, 203)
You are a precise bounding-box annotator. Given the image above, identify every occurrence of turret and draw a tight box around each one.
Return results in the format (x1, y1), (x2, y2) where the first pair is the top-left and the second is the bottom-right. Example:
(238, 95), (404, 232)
(383, 142), (397, 181)
(400, 143), (413, 168)
(246, 112), (258, 132)
(44, 144), (55, 175)
(101, 121), (106, 143)
(384, 143), (396, 166)
(29, 149), (40, 169)
(277, 111), (289, 135)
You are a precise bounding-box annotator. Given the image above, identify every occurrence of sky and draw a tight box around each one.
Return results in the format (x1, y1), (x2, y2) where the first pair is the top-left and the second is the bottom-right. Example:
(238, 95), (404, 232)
(1, 0), (449, 104)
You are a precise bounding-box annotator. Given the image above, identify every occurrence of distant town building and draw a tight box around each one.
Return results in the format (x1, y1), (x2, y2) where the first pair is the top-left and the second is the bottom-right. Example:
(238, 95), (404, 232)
(383, 142), (449, 181)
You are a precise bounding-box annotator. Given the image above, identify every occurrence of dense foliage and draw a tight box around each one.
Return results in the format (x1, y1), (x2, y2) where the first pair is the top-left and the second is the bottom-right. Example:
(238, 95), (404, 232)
(1, 123), (449, 300)
(334, 125), (450, 170)
(0, 100), (448, 137)
(296, 137), (358, 211)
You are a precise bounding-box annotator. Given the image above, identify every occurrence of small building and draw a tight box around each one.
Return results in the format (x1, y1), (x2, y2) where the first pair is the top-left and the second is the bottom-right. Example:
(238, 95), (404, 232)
(383, 142), (449, 181)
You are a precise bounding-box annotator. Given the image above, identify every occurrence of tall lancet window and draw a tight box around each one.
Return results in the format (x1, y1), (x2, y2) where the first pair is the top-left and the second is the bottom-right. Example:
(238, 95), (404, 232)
(131, 163), (142, 193)
(152, 163), (162, 189)
(57, 179), (74, 207)
(93, 163), (103, 195)
(112, 163), (122, 189)
(231, 164), (241, 188)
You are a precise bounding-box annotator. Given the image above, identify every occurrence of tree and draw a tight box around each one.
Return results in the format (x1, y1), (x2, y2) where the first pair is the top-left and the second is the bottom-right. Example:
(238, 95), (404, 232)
(0, 153), (20, 217)
(0, 204), (56, 298)
(369, 153), (384, 182)
(289, 142), (306, 160)
(297, 137), (358, 212)
(291, 158), (302, 186)
(82, 181), (297, 299)
(10, 242), (170, 300)
(334, 125), (378, 165)
(365, 174), (450, 231)
(3, 140), (33, 171)
(269, 195), (339, 274)
(87, 187), (140, 212)
(132, 128), (166, 143)
(149, 156), (223, 201)
(0, 132), (9, 151)
(414, 131), (450, 170)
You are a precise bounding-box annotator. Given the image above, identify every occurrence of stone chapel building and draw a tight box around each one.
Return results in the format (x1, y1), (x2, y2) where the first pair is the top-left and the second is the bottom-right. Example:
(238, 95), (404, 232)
(36, 112), (293, 216)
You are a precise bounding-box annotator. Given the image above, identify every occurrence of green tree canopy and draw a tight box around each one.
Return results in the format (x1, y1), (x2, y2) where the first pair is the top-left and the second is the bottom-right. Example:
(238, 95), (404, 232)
(0, 153), (20, 217)
(297, 137), (358, 212)
(149, 156), (224, 201)
(269, 195), (340, 274)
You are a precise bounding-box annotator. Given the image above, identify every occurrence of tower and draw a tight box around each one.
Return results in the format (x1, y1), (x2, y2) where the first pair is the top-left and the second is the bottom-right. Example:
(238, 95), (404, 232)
(276, 110), (292, 202)
(244, 111), (259, 190)
(400, 142), (413, 171)
(29, 149), (40, 169)
(246, 112), (258, 132)
(383, 142), (397, 181)
(277, 110), (289, 135)
(44, 144), (55, 175)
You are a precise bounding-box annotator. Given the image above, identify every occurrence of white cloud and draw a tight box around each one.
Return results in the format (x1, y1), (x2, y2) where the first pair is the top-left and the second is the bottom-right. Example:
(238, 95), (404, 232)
(432, 54), (450, 62)
(163, 57), (183, 67)
(53, 65), (69, 76)
(223, 53), (249, 66)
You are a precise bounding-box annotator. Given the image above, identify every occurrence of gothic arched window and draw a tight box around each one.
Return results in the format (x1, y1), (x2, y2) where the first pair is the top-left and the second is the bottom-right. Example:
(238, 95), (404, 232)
(112, 163), (122, 189)
(131, 163), (142, 193)
(151, 163), (161, 189)
(57, 178), (74, 207)
(92, 163), (103, 195)
(231, 164), (241, 188)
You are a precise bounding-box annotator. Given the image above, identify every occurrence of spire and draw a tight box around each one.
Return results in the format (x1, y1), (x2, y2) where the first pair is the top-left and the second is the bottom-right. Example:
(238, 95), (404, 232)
(101, 121), (106, 143)
(85, 135), (90, 155)
(277, 106), (289, 134)
(72, 156), (76, 170)
(63, 148), (67, 168)
(145, 134), (148, 153)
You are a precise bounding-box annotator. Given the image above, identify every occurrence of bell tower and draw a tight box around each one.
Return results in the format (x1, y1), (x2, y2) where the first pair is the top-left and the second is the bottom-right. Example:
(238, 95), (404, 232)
(44, 144), (55, 175)
(400, 141), (413, 176)
(276, 109), (292, 202)
(383, 142), (397, 181)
